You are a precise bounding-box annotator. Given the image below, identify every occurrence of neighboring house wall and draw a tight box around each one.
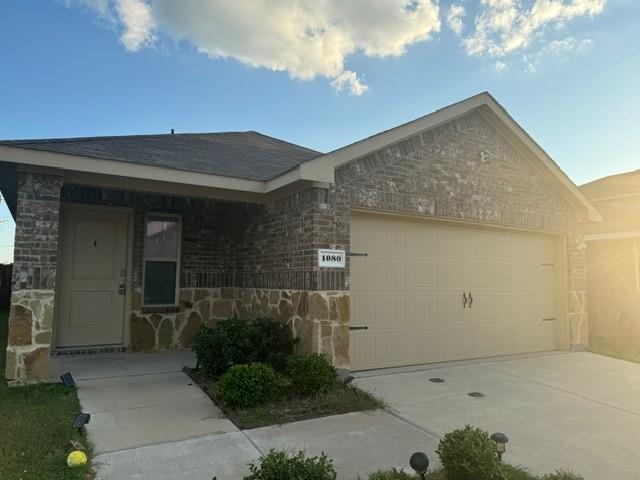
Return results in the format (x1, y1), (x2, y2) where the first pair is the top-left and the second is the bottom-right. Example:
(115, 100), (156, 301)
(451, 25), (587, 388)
(584, 193), (640, 360)
(587, 239), (640, 359)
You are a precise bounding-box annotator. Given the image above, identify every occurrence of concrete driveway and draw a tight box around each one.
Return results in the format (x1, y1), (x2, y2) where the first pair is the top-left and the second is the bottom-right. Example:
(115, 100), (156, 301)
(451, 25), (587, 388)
(356, 351), (640, 479)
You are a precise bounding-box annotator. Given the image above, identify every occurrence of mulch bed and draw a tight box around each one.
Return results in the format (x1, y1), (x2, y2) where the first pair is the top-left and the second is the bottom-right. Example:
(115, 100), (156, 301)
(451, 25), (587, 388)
(184, 366), (384, 430)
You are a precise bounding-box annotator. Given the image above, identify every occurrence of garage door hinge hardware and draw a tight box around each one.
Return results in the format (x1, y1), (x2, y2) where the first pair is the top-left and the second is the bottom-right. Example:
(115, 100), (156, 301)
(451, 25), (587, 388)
(468, 391), (485, 398)
(349, 252), (368, 257)
(540, 263), (554, 267)
(349, 325), (369, 331)
(542, 317), (556, 322)
(429, 377), (445, 383)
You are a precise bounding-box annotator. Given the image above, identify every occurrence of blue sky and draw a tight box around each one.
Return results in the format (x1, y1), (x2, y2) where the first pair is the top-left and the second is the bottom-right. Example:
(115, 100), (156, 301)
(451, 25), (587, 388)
(1, 0), (639, 263)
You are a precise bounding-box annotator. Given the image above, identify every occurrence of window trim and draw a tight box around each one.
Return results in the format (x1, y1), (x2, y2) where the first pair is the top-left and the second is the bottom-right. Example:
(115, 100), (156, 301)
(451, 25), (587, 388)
(142, 213), (182, 307)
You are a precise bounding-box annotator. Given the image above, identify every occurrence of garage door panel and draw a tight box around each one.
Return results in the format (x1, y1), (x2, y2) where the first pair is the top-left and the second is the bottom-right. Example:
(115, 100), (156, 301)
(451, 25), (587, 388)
(472, 325), (516, 356)
(350, 213), (559, 371)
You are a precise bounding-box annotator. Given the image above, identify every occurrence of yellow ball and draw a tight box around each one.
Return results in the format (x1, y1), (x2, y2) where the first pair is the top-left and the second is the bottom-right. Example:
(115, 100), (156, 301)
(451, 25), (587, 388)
(67, 450), (88, 468)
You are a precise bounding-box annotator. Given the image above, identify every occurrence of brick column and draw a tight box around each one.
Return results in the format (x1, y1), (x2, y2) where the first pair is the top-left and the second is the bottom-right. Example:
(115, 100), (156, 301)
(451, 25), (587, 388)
(5, 171), (63, 382)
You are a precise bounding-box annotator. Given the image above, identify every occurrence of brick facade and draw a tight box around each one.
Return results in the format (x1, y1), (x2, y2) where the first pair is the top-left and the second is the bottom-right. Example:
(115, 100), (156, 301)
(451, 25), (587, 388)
(330, 110), (588, 350)
(5, 109), (590, 382)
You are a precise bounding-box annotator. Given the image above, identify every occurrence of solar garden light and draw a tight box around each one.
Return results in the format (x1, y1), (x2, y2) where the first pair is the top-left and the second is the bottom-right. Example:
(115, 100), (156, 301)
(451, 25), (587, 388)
(490, 432), (509, 461)
(60, 372), (75, 387)
(73, 413), (91, 433)
(409, 451), (430, 479)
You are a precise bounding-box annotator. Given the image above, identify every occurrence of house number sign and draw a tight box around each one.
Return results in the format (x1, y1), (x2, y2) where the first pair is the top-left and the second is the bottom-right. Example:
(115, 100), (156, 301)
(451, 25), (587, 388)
(318, 249), (346, 268)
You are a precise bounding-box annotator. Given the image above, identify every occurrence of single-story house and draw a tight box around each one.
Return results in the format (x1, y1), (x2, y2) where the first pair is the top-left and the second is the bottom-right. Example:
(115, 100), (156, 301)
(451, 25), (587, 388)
(1, 92), (601, 383)
(581, 170), (640, 359)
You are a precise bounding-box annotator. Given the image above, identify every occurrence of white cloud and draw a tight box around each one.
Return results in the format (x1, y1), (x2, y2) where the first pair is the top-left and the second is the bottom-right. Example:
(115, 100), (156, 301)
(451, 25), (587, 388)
(547, 36), (592, 54)
(115, 0), (155, 51)
(70, 0), (441, 95)
(331, 70), (369, 96)
(463, 0), (606, 58)
(447, 4), (466, 36)
(494, 60), (507, 72)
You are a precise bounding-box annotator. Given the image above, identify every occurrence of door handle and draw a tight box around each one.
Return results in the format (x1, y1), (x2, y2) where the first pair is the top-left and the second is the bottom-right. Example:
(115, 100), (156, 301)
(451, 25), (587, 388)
(468, 292), (473, 308)
(462, 292), (467, 308)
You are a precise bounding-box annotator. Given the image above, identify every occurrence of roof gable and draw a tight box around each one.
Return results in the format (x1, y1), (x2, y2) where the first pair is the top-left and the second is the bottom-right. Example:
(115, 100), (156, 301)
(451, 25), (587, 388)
(283, 92), (601, 222)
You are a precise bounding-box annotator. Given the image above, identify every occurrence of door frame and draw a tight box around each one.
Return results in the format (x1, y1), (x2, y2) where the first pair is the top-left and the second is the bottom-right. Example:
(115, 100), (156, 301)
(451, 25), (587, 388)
(54, 202), (135, 349)
(349, 208), (571, 370)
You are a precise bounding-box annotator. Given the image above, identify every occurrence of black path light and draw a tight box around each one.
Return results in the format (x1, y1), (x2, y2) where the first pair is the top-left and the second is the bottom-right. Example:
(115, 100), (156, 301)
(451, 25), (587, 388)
(73, 413), (91, 433)
(490, 432), (509, 461)
(409, 451), (430, 479)
(60, 372), (75, 387)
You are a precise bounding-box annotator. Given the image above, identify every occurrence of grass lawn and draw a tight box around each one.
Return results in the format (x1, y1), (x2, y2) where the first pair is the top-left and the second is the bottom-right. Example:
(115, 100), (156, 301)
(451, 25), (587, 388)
(187, 368), (385, 430)
(0, 310), (93, 480)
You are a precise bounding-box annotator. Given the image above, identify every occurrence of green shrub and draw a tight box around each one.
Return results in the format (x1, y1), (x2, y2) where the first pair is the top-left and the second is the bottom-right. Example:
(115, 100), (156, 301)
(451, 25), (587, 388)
(500, 464), (539, 480)
(217, 363), (280, 408)
(436, 425), (502, 480)
(365, 469), (447, 480)
(366, 469), (417, 479)
(194, 317), (296, 377)
(541, 471), (584, 480)
(244, 449), (336, 480)
(287, 354), (335, 396)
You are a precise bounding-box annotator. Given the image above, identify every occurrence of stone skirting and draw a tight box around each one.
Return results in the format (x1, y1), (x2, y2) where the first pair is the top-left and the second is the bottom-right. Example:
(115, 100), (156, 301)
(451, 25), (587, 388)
(5, 290), (55, 382)
(130, 287), (350, 368)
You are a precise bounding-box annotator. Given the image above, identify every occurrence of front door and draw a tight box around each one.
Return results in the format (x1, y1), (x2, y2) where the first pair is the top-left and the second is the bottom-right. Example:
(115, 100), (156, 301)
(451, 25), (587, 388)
(56, 206), (129, 347)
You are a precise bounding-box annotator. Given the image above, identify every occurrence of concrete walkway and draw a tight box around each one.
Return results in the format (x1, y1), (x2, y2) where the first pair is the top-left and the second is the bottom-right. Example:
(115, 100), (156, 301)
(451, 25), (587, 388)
(52, 351), (237, 454)
(94, 410), (440, 480)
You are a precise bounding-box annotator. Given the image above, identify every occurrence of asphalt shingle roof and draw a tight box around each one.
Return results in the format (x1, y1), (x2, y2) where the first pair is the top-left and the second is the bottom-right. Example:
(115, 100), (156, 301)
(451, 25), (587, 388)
(581, 169), (640, 200)
(0, 131), (322, 181)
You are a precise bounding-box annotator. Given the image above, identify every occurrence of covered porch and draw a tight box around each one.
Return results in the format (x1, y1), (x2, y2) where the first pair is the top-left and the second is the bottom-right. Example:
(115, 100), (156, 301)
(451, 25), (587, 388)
(2, 164), (350, 383)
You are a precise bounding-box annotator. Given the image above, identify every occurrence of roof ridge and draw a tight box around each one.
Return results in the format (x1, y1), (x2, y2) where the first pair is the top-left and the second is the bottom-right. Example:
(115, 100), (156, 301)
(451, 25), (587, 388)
(247, 130), (323, 155)
(0, 130), (256, 145)
(581, 168), (640, 188)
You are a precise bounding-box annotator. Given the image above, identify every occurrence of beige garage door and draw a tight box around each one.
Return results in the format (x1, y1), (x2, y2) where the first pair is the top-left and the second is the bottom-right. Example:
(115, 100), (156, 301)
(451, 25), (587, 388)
(350, 212), (559, 371)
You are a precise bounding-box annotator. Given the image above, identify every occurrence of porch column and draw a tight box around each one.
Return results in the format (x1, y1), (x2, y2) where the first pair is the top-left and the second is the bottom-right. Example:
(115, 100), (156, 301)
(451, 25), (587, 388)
(567, 231), (589, 351)
(5, 171), (63, 382)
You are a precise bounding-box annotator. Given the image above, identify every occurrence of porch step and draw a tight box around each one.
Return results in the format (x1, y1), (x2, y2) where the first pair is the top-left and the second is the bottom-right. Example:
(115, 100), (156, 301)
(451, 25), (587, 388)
(52, 346), (127, 356)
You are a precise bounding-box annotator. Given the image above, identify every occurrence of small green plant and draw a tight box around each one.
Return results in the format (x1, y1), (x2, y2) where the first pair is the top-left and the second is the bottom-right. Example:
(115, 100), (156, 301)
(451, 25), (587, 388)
(287, 354), (335, 396)
(500, 464), (538, 480)
(366, 469), (417, 479)
(243, 449), (337, 480)
(436, 425), (502, 480)
(194, 317), (296, 377)
(217, 363), (280, 408)
(541, 471), (584, 480)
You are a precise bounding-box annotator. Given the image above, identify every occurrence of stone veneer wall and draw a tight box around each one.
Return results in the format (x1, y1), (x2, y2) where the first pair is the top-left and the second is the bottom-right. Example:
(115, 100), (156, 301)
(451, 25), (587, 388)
(331, 110), (589, 350)
(5, 172), (63, 382)
(130, 287), (350, 368)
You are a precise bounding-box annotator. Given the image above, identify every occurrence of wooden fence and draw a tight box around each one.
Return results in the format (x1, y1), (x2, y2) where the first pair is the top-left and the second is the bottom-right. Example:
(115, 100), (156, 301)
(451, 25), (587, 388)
(0, 264), (11, 311)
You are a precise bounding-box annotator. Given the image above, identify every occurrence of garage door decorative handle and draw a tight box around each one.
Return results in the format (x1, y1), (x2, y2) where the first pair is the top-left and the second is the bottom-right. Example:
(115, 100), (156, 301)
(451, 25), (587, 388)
(462, 292), (467, 308)
(349, 325), (369, 331)
(468, 292), (473, 308)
